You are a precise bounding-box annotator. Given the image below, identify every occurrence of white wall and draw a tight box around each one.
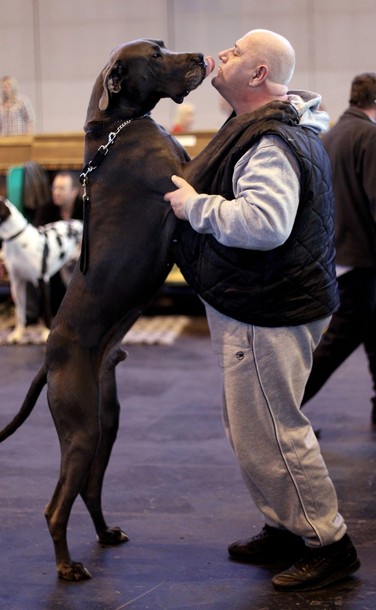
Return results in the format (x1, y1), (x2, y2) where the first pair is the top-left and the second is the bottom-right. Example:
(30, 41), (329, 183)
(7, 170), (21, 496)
(1, 0), (376, 134)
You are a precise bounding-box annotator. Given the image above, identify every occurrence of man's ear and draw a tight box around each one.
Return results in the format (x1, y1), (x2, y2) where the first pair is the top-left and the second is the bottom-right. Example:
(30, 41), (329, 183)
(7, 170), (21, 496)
(248, 65), (268, 87)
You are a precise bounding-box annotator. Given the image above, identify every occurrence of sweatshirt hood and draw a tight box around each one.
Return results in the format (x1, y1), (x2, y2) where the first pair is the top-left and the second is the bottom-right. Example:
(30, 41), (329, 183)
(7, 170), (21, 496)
(287, 90), (330, 134)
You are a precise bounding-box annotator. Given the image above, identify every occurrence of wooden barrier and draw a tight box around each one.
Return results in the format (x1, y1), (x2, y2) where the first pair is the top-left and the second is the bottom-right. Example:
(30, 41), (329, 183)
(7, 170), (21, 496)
(0, 136), (34, 171)
(0, 133), (84, 171)
(0, 130), (214, 173)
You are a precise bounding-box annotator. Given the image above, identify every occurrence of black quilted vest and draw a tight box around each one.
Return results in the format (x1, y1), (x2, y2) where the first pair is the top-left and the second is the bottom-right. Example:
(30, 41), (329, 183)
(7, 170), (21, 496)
(173, 109), (339, 327)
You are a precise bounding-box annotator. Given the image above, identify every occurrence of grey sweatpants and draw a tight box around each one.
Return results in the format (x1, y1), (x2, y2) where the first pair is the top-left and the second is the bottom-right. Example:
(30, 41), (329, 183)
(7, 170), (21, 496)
(205, 303), (346, 548)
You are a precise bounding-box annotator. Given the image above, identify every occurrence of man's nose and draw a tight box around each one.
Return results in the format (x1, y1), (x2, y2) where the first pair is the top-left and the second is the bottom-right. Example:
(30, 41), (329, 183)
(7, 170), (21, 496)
(218, 48), (230, 62)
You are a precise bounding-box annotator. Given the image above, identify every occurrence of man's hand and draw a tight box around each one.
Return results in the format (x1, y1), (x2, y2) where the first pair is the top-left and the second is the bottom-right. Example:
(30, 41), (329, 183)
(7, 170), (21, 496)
(164, 175), (198, 220)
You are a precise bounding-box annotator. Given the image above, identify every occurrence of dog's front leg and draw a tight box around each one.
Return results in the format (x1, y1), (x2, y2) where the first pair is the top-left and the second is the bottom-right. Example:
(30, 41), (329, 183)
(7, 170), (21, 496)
(80, 347), (129, 546)
(6, 276), (28, 344)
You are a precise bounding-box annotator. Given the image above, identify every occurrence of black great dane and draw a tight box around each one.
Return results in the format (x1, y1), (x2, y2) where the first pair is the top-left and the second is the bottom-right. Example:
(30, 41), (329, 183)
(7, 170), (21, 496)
(0, 38), (298, 581)
(0, 39), (214, 582)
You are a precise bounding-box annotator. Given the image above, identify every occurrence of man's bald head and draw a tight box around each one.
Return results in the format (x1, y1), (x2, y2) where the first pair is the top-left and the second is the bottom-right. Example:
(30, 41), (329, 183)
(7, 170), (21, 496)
(242, 29), (295, 90)
(212, 28), (296, 114)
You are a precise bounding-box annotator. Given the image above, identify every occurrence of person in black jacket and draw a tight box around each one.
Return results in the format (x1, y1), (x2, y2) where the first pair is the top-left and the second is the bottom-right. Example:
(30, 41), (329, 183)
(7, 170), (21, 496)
(302, 73), (376, 422)
(34, 170), (82, 225)
(165, 29), (359, 592)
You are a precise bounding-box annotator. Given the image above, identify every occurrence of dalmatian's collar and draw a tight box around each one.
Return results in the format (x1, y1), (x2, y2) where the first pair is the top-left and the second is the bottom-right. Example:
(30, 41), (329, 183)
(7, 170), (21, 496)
(2, 222), (28, 242)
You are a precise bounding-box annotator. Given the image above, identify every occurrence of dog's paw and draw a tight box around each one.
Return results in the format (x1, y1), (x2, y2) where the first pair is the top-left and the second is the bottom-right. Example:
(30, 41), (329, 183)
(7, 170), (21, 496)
(97, 526), (129, 546)
(21, 323), (50, 344)
(38, 326), (50, 343)
(58, 561), (92, 581)
(5, 328), (26, 344)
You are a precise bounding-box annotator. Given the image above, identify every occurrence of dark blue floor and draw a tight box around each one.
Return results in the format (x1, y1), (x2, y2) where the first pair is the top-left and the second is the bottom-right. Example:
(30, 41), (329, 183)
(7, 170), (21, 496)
(0, 317), (375, 610)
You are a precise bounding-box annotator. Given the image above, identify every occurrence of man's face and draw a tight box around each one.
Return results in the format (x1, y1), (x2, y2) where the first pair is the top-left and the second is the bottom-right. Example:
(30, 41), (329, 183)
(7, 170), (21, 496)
(51, 176), (77, 207)
(212, 33), (259, 100)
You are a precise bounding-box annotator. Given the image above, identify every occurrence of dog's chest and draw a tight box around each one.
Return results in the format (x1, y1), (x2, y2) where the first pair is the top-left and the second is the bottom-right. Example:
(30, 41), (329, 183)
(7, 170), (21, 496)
(3, 225), (47, 282)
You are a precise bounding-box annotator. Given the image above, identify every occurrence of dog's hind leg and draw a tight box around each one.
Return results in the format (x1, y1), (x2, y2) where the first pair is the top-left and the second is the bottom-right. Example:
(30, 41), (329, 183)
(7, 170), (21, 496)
(6, 276), (28, 343)
(44, 348), (104, 581)
(38, 278), (53, 329)
(44, 480), (92, 581)
(80, 347), (129, 546)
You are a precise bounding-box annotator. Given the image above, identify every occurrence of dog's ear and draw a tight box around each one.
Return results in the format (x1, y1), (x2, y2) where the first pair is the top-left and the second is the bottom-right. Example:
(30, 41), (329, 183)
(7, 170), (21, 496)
(0, 197), (11, 223)
(99, 52), (125, 111)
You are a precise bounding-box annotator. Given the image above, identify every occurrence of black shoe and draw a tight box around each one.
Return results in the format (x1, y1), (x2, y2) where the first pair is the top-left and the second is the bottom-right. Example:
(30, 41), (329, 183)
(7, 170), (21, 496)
(272, 533), (360, 591)
(228, 524), (306, 566)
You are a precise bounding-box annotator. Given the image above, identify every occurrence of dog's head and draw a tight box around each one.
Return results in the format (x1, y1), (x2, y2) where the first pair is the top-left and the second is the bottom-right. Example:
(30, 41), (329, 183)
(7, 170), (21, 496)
(85, 39), (214, 129)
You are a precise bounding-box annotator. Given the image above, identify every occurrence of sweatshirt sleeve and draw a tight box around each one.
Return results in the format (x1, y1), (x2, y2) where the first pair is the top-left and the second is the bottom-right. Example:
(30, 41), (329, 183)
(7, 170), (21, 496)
(184, 134), (301, 251)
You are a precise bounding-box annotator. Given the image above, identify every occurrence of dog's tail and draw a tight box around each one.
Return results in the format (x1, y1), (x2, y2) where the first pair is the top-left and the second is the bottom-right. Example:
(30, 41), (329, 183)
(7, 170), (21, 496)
(0, 365), (47, 441)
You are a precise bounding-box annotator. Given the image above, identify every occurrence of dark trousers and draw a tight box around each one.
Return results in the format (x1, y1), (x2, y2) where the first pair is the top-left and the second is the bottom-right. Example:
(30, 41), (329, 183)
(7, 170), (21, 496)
(302, 268), (376, 405)
(26, 273), (66, 325)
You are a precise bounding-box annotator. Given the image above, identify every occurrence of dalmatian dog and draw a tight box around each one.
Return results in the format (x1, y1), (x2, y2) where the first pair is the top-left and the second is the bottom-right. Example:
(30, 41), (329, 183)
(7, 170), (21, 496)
(0, 197), (83, 343)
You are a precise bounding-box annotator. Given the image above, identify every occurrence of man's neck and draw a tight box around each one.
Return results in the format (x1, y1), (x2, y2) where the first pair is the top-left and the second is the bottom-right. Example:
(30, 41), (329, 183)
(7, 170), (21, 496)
(354, 105), (376, 123)
(235, 94), (287, 116)
(60, 203), (74, 220)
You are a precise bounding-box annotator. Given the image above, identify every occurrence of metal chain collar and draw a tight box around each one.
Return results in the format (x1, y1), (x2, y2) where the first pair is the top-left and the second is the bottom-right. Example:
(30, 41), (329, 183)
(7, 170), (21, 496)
(79, 118), (134, 202)
(78, 114), (149, 274)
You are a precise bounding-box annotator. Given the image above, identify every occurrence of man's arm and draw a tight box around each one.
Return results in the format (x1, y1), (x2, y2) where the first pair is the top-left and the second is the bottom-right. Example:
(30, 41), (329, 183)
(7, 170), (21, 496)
(165, 134), (301, 251)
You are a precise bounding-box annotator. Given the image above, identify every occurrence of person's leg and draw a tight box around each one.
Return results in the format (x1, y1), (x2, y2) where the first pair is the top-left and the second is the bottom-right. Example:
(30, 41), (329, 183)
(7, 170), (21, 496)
(303, 268), (376, 405)
(205, 304), (345, 547)
(206, 304), (360, 590)
(363, 309), (376, 423)
(25, 281), (42, 324)
(49, 272), (67, 316)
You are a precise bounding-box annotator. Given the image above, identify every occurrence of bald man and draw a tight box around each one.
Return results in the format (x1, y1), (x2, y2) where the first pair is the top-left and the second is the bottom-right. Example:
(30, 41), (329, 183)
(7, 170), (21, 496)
(165, 29), (360, 591)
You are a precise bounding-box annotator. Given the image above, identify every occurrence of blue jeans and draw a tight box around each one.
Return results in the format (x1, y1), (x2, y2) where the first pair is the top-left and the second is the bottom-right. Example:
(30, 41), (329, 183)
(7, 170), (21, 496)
(205, 303), (346, 547)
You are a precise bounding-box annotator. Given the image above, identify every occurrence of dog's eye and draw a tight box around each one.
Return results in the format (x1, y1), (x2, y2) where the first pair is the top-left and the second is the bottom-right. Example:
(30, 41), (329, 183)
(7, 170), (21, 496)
(151, 51), (162, 59)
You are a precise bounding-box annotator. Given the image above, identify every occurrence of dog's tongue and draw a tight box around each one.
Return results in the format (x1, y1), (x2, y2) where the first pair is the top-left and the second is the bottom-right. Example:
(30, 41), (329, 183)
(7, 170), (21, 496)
(205, 56), (215, 77)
